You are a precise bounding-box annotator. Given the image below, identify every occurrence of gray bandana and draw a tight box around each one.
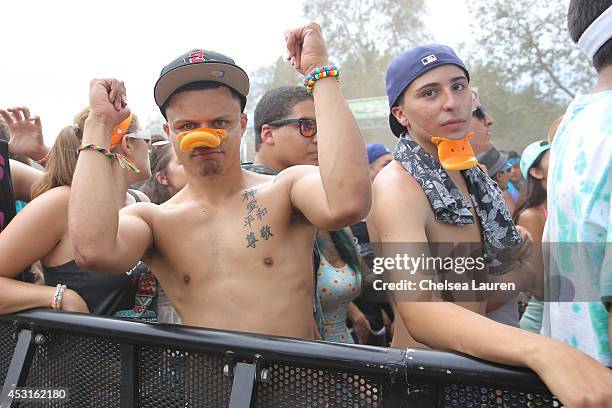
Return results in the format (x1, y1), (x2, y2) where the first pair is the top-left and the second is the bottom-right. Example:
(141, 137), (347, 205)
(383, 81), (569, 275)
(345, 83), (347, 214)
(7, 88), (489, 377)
(393, 133), (522, 264)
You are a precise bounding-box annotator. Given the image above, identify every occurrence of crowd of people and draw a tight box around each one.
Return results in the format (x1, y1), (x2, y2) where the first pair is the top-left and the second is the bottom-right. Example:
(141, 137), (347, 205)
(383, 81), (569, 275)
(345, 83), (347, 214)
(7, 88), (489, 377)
(0, 0), (610, 406)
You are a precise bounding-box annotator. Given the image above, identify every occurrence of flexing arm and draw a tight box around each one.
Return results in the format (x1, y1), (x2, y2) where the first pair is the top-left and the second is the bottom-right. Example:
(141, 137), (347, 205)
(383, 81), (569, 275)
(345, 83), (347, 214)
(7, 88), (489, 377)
(69, 79), (153, 273)
(284, 23), (371, 229)
(369, 168), (612, 407)
(0, 188), (87, 314)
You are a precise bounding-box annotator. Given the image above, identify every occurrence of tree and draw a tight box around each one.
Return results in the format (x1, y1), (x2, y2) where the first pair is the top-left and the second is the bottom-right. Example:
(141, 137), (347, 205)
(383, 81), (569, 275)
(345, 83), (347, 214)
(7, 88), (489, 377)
(303, 0), (431, 99)
(468, 0), (595, 104)
(469, 63), (566, 151)
(247, 57), (303, 113)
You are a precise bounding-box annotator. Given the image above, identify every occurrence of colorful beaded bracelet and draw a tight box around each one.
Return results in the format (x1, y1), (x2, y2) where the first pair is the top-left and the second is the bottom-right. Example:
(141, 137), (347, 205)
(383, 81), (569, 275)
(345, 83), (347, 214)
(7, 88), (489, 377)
(79, 143), (141, 173)
(303, 65), (340, 94)
(51, 284), (67, 311)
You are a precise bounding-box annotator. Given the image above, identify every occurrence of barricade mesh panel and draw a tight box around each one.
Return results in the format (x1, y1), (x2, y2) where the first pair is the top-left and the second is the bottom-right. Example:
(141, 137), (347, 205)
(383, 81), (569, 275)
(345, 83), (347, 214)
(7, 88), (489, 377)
(0, 322), (17, 386)
(255, 364), (381, 407)
(138, 346), (231, 407)
(441, 384), (561, 408)
(21, 332), (122, 408)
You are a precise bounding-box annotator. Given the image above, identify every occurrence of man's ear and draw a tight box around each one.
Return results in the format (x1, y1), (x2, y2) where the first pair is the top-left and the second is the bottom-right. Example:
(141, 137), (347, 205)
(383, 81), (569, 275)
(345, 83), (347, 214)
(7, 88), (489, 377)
(391, 106), (410, 129)
(155, 171), (169, 186)
(239, 113), (248, 138)
(260, 124), (275, 146)
(163, 123), (170, 136)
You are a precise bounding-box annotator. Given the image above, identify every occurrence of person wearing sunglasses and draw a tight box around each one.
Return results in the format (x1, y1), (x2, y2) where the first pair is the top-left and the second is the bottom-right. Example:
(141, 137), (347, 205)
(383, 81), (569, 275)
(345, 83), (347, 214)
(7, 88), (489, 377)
(250, 86), (319, 172)
(0, 106), (153, 317)
(468, 88), (496, 156)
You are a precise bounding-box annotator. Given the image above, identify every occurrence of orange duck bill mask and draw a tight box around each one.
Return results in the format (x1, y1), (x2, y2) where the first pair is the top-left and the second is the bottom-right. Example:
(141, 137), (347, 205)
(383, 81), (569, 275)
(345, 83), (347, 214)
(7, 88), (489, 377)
(177, 128), (229, 152)
(431, 131), (478, 171)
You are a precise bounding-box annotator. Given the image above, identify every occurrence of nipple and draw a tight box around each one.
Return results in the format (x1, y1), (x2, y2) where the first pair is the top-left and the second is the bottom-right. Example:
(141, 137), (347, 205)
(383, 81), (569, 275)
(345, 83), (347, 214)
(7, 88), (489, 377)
(178, 128), (228, 152)
(431, 131), (478, 171)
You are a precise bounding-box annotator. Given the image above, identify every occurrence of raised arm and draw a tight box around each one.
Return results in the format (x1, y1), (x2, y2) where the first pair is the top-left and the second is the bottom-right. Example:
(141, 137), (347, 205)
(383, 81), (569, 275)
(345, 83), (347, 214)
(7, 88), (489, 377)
(284, 23), (371, 229)
(69, 79), (153, 273)
(369, 167), (612, 407)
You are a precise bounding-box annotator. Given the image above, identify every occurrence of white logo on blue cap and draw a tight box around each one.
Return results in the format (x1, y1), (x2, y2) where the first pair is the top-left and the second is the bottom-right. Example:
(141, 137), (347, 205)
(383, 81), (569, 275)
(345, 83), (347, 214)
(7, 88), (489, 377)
(421, 54), (437, 65)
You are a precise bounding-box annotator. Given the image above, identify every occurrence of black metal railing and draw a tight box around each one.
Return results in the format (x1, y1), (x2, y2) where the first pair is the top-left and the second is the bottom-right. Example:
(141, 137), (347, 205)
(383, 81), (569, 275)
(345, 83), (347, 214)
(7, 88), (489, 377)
(0, 310), (560, 407)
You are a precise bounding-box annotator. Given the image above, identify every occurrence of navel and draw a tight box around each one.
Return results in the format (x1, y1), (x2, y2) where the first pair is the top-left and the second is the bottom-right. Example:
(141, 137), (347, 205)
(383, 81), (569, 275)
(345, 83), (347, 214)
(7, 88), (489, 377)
(183, 275), (191, 285)
(263, 257), (274, 267)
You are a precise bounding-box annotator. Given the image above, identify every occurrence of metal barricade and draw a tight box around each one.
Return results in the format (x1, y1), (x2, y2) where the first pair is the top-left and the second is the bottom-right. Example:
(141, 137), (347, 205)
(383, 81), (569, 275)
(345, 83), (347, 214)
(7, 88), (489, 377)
(0, 310), (560, 407)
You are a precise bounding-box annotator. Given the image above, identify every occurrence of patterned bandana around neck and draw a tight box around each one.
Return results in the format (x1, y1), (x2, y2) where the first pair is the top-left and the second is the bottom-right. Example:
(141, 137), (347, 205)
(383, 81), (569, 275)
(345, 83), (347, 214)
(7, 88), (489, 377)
(393, 133), (522, 264)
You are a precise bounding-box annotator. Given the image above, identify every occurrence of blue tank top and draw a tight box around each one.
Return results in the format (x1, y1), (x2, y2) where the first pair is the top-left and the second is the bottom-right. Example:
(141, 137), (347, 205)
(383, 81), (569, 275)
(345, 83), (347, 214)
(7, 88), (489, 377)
(317, 254), (360, 343)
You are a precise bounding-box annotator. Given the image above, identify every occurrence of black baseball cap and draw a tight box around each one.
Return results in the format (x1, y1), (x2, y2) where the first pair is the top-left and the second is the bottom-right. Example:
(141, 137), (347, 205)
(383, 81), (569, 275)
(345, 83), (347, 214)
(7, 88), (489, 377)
(154, 49), (250, 114)
(386, 44), (470, 137)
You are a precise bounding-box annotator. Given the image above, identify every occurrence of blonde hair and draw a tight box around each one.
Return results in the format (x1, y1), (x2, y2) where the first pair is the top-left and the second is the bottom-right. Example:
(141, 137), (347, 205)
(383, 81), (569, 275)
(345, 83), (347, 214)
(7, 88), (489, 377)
(31, 108), (139, 198)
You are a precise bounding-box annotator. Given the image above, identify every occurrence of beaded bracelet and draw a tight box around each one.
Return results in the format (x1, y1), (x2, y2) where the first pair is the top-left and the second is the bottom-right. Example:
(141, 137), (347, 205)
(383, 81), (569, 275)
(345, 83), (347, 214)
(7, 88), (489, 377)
(303, 65), (340, 94)
(51, 284), (67, 311)
(79, 143), (141, 173)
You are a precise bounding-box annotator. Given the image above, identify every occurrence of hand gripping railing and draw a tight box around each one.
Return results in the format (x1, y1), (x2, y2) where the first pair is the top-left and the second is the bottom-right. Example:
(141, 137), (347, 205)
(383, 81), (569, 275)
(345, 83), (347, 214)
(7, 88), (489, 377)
(0, 310), (559, 407)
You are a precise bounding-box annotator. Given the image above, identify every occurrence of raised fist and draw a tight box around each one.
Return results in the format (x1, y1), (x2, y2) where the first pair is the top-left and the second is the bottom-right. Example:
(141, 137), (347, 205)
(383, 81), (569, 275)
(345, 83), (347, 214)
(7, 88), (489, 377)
(88, 78), (130, 127)
(284, 22), (330, 76)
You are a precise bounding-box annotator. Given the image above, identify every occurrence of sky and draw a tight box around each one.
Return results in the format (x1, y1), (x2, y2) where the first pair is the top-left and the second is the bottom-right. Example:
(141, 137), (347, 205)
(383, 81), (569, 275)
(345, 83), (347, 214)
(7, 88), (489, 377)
(0, 0), (471, 145)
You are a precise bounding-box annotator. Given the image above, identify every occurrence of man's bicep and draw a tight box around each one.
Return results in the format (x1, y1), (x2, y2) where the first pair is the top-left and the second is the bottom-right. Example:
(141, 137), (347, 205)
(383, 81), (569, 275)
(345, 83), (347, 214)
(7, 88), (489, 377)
(112, 208), (154, 272)
(288, 170), (345, 229)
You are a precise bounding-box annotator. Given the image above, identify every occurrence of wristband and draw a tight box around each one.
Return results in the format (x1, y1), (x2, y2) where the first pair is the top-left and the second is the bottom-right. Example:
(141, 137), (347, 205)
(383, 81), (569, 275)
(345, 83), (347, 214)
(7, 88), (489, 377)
(79, 143), (141, 173)
(36, 148), (52, 166)
(303, 65), (340, 94)
(51, 284), (67, 311)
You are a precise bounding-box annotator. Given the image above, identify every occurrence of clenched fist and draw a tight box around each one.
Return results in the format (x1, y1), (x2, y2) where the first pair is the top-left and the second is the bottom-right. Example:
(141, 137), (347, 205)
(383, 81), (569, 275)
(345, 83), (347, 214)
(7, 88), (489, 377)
(88, 78), (130, 128)
(284, 22), (330, 76)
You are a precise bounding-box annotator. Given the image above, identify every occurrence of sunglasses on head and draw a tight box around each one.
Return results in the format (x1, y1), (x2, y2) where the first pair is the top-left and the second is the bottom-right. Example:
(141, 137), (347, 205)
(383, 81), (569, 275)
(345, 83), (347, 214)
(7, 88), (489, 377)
(472, 105), (486, 120)
(267, 118), (317, 137)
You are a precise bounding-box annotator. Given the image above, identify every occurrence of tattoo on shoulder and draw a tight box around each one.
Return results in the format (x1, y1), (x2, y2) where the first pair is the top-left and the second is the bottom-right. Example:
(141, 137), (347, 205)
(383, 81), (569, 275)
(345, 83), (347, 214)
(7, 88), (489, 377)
(242, 188), (272, 249)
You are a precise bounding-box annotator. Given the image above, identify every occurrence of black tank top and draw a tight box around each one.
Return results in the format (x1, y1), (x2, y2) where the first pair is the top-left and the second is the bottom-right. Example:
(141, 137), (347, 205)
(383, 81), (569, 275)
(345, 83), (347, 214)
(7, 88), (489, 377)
(43, 260), (146, 316)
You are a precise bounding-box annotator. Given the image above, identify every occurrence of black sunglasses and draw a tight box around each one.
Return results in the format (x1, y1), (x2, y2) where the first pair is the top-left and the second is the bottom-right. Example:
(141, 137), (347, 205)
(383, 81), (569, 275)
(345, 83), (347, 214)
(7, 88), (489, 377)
(472, 106), (486, 120)
(267, 118), (317, 137)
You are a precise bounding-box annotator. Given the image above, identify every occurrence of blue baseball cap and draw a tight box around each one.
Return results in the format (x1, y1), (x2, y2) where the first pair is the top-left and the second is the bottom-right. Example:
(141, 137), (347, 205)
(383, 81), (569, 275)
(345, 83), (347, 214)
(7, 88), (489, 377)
(366, 144), (391, 164)
(520, 140), (550, 178)
(386, 44), (470, 137)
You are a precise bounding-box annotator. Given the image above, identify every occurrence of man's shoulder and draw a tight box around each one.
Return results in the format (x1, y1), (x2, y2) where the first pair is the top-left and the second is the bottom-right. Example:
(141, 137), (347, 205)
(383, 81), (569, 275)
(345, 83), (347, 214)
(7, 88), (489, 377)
(373, 161), (422, 196)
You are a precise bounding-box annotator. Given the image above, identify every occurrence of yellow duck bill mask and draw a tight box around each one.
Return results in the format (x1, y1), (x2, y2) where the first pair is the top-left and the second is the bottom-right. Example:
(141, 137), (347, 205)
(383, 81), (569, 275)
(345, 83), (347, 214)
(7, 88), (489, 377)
(431, 131), (478, 171)
(177, 128), (229, 152)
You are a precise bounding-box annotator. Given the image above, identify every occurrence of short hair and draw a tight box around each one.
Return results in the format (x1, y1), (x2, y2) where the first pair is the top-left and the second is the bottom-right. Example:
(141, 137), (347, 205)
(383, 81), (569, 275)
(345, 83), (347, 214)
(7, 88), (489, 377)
(253, 86), (313, 151)
(161, 81), (246, 119)
(568, 0), (612, 72)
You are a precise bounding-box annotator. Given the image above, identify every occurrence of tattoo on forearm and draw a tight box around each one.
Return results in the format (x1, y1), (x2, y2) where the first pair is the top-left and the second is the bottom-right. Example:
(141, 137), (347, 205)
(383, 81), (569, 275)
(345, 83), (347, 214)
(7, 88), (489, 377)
(242, 188), (272, 248)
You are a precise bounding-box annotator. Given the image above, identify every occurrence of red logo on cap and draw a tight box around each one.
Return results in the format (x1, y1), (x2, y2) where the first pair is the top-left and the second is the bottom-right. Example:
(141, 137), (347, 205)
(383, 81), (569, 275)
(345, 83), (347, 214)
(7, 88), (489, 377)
(188, 50), (205, 63)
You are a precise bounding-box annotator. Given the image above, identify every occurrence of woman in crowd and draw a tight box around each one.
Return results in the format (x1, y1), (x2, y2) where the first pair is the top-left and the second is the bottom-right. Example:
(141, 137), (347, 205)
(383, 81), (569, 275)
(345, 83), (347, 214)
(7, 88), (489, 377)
(139, 134), (187, 323)
(0, 107), (152, 316)
(316, 228), (368, 343)
(512, 140), (551, 333)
